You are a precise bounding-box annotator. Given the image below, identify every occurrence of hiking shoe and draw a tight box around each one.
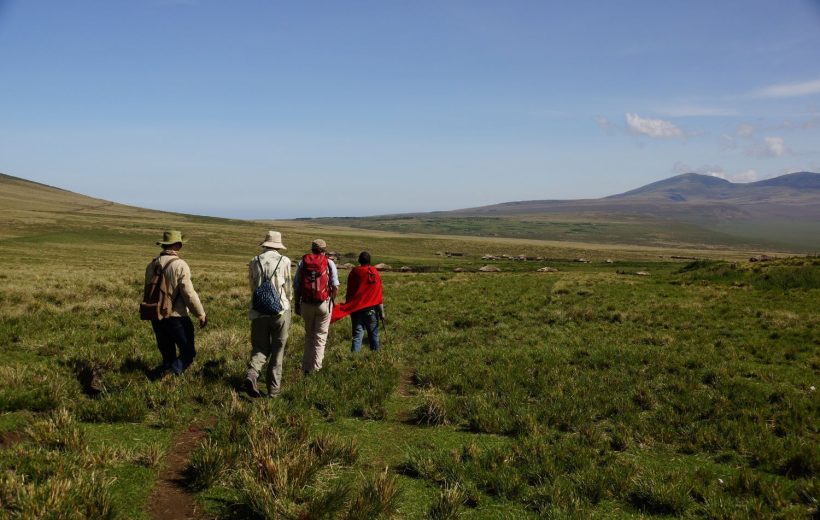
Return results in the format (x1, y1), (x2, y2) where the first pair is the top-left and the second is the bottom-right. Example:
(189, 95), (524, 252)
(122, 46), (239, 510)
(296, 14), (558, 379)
(266, 384), (279, 398)
(245, 376), (261, 398)
(170, 359), (185, 376)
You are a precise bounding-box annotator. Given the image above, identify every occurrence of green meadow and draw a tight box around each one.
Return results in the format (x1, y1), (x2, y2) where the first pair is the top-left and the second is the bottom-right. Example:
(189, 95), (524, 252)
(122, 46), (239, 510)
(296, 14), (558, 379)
(0, 181), (817, 518)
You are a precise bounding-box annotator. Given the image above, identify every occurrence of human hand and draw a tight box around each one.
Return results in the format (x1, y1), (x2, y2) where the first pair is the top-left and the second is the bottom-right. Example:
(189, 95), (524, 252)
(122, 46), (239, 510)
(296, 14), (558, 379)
(199, 316), (208, 328)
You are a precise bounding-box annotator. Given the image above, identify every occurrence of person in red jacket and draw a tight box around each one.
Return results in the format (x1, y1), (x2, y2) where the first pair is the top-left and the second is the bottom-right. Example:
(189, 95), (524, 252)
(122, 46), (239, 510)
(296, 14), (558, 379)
(331, 251), (385, 351)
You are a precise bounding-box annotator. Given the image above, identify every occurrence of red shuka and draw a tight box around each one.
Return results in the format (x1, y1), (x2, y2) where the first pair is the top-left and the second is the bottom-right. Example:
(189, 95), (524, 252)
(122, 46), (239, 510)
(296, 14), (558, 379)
(331, 265), (383, 323)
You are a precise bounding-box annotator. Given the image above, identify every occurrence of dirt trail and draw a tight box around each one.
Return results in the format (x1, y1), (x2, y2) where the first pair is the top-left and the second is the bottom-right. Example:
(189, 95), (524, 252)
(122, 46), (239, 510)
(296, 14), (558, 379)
(145, 425), (209, 520)
(393, 365), (416, 423)
(397, 366), (414, 398)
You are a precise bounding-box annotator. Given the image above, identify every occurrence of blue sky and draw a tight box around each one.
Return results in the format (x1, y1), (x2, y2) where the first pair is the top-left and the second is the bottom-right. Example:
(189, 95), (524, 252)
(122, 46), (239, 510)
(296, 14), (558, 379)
(1, 0), (819, 218)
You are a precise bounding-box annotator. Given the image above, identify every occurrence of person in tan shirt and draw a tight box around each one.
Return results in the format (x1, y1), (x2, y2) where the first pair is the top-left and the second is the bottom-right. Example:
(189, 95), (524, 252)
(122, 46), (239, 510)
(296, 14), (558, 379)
(245, 230), (292, 398)
(144, 230), (207, 376)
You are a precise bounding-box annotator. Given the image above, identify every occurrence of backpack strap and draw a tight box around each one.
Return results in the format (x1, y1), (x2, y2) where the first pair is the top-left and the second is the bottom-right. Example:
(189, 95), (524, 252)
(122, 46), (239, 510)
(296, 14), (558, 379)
(160, 257), (182, 306)
(257, 255), (283, 284)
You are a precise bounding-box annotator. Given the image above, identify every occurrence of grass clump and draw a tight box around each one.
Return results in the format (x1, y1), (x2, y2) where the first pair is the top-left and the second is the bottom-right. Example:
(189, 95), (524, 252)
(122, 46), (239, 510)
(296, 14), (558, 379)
(0, 470), (116, 520)
(428, 483), (468, 519)
(411, 388), (450, 426)
(24, 408), (85, 452)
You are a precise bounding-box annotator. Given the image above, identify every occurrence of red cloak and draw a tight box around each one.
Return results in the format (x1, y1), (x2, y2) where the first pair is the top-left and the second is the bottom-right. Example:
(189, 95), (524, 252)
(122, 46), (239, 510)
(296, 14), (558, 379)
(331, 265), (383, 323)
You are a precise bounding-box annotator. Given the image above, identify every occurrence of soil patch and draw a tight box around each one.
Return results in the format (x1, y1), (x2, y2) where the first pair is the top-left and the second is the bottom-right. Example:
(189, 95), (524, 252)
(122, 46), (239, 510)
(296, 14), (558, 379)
(397, 367), (414, 398)
(145, 424), (209, 520)
(0, 430), (25, 449)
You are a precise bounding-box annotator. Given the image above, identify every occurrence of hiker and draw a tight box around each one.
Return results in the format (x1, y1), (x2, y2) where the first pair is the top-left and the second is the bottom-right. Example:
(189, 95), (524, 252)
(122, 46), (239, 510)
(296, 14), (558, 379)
(331, 251), (385, 352)
(293, 239), (339, 374)
(142, 230), (207, 376)
(245, 231), (292, 398)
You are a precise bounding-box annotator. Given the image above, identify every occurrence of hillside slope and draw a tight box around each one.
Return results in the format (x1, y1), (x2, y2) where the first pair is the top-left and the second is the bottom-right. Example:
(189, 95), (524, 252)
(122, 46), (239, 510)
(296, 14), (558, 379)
(316, 172), (820, 252)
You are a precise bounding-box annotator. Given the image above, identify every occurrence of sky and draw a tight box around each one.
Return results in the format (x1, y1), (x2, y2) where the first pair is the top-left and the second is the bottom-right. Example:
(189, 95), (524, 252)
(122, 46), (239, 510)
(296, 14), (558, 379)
(1, 0), (820, 218)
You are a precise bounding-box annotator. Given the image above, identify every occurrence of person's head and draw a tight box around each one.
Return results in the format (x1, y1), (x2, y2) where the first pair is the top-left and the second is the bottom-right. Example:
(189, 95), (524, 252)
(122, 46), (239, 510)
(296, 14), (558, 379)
(156, 230), (186, 251)
(358, 251), (371, 265)
(311, 239), (327, 254)
(259, 230), (287, 251)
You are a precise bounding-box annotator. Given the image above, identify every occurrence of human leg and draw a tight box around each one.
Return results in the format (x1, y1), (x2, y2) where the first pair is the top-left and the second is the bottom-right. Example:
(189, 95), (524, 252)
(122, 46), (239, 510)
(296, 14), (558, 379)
(350, 310), (365, 352)
(312, 301), (331, 370)
(301, 301), (330, 373)
(301, 302), (318, 373)
(266, 310), (291, 396)
(151, 319), (176, 368)
(247, 316), (273, 397)
(364, 310), (380, 351)
(163, 317), (195, 374)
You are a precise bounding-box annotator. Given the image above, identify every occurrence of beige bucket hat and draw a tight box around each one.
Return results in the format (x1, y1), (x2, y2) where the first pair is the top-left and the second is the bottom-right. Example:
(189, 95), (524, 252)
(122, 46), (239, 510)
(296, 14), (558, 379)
(156, 230), (186, 246)
(260, 230), (287, 249)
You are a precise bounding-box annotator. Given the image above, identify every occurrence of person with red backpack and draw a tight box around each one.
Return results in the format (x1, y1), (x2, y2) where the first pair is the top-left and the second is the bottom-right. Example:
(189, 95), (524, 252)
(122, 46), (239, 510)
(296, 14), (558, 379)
(293, 239), (339, 374)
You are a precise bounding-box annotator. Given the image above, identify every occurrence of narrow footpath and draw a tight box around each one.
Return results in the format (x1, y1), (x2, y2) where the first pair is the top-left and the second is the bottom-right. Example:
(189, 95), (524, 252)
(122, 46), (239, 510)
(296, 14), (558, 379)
(145, 425), (209, 520)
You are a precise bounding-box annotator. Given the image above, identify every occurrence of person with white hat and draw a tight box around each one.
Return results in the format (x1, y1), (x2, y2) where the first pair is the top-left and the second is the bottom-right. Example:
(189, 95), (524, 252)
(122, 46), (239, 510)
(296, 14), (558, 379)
(245, 230), (293, 397)
(144, 230), (207, 376)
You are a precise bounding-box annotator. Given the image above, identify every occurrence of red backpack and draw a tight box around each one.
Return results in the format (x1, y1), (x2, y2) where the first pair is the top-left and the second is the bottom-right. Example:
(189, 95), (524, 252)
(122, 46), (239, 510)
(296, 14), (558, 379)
(300, 254), (330, 303)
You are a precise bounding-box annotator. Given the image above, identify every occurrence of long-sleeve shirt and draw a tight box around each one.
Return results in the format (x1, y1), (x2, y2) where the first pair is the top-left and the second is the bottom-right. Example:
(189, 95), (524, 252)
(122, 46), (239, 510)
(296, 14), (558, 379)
(248, 249), (293, 319)
(144, 250), (206, 319)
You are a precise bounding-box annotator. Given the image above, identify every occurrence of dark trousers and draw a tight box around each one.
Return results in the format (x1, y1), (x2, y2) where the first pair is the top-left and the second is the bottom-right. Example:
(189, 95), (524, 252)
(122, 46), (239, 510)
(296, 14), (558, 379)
(151, 316), (196, 369)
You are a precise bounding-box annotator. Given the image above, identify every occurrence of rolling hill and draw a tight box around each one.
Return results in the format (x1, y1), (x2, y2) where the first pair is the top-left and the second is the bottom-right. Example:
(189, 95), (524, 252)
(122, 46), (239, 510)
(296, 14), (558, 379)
(316, 172), (820, 252)
(3, 171), (818, 252)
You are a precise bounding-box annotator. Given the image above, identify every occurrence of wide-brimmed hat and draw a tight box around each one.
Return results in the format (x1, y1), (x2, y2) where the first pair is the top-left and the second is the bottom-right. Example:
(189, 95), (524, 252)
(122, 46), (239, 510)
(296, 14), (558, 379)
(260, 230), (287, 249)
(311, 238), (327, 251)
(156, 230), (186, 246)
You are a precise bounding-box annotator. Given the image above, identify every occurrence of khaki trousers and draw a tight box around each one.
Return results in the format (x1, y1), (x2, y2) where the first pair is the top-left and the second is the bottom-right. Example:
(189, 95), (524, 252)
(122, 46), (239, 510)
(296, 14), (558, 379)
(301, 300), (331, 373)
(248, 310), (291, 395)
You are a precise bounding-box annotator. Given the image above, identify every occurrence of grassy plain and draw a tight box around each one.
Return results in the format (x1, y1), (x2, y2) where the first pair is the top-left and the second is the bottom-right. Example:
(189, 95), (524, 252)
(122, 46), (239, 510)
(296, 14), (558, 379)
(0, 177), (818, 518)
(309, 214), (819, 253)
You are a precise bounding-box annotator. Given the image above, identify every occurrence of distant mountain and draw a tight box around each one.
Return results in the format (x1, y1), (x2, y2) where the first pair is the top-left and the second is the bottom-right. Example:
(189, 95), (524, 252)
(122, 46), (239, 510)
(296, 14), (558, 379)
(317, 172), (820, 251)
(446, 172), (820, 221)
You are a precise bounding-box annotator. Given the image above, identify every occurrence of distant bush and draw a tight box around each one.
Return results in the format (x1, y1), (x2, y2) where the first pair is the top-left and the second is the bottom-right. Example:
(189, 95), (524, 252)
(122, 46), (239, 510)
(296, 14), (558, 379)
(678, 257), (820, 289)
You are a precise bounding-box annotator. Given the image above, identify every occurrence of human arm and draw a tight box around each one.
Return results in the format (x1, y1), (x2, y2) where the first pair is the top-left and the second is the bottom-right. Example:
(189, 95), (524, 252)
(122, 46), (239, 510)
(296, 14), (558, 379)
(248, 258), (257, 291)
(328, 259), (340, 302)
(293, 260), (303, 315)
(283, 257), (293, 302)
(176, 262), (207, 325)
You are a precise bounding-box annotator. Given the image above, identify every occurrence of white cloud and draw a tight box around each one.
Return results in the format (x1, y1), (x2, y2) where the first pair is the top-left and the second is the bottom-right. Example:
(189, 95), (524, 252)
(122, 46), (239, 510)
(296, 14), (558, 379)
(736, 123), (755, 137)
(746, 136), (791, 158)
(727, 169), (759, 182)
(672, 162), (759, 183)
(753, 78), (820, 98)
(596, 116), (614, 132)
(625, 113), (684, 138)
(764, 137), (789, 156)
(655, 105), (736, 117)
(720, 134), (737, 151)
(673, 162), (724, 177)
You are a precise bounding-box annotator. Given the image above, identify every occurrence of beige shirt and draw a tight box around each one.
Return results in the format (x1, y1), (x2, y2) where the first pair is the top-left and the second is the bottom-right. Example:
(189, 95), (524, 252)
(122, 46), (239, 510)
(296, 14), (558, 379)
(248, 248), (293, 319)
(144, 251), (206, 319)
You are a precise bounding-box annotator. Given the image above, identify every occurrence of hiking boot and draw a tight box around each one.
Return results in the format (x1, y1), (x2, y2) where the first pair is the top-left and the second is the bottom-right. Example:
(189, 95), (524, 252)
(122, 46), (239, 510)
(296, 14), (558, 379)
(267, 384), (279, 398)
(170, 359), (185, 376)
(245, 375), (261, 398)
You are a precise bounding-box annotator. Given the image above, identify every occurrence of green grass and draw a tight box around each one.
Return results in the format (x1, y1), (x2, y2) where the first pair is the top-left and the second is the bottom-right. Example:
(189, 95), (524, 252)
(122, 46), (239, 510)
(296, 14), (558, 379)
(0, 180), (817, 518)
(311, 215), (793, 251)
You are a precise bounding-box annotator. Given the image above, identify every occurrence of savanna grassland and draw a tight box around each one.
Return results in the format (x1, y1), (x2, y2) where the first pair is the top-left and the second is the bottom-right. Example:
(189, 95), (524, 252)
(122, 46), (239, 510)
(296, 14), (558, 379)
(0, 176), (818, 519)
